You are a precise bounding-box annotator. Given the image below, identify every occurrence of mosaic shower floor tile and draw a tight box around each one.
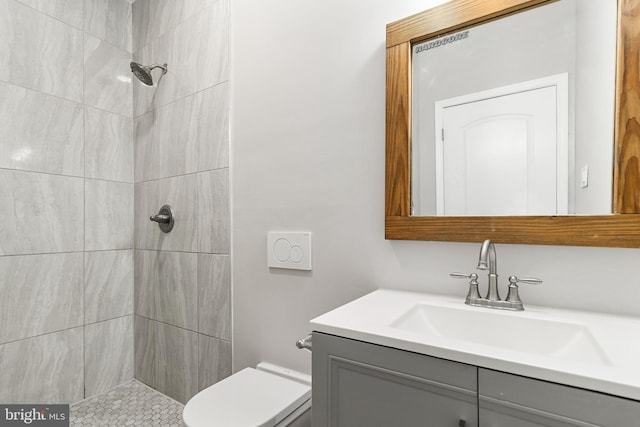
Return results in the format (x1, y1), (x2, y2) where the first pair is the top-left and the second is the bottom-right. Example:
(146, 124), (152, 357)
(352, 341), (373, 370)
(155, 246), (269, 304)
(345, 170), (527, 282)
(70, 379), (184, 426)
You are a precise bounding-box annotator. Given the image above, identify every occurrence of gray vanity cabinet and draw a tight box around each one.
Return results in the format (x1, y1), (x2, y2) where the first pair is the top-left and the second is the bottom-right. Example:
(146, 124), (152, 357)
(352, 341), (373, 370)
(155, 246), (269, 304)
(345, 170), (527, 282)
(312, 332), (640, 427)
(478, 369), (640, 427)
(312, 332), (478, 427)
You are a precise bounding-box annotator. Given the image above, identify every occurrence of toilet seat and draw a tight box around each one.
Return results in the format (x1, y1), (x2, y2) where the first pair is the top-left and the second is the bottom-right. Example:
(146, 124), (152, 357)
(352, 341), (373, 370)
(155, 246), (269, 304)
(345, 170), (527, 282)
(182, 367), (311, 427)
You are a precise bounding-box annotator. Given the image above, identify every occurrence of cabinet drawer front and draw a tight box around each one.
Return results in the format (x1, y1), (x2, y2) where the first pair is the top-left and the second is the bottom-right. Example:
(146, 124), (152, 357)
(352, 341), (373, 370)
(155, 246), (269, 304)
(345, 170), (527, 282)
(479, 369), (640, 426)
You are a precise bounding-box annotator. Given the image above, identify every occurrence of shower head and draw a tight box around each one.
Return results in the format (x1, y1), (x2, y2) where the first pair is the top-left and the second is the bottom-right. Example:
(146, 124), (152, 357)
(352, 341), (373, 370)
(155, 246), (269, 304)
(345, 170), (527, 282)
(130, 62), (168, 86)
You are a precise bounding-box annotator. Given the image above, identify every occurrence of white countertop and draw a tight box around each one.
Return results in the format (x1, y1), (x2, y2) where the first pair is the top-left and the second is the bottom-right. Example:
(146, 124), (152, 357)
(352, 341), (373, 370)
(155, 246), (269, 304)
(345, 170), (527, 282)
(310, 289), (640, 401)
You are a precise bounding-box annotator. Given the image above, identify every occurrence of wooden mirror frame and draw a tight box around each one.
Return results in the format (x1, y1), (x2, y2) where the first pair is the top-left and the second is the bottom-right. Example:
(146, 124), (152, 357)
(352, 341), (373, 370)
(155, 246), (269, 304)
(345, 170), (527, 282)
(386, 0), (640, 248)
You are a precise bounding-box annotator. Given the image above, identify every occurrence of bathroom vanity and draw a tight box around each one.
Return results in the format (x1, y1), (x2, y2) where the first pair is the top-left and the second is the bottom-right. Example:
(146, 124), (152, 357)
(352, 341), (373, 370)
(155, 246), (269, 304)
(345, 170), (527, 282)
(310, 290), (640, 426)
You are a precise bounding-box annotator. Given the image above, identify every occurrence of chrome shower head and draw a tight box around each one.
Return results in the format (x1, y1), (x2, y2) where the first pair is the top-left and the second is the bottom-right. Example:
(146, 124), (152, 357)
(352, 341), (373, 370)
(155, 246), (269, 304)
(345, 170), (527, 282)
(130, 62), (168, 86)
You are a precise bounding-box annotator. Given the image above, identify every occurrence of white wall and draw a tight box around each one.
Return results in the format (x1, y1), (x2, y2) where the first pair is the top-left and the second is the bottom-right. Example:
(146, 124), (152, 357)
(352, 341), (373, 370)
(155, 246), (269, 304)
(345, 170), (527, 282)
(231, 0), (640, 375)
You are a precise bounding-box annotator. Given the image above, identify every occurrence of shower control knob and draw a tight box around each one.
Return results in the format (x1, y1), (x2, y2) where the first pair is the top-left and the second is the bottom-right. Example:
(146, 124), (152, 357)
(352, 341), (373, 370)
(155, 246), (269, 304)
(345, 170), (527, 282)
(150, 214), (170, 223)
(150, 205), (175, 233)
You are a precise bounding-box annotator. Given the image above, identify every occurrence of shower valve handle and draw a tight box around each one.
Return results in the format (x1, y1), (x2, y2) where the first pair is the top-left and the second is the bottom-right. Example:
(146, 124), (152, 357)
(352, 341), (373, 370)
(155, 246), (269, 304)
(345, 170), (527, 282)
(149, 205), (175, 233)
(149, 214), (170, 224)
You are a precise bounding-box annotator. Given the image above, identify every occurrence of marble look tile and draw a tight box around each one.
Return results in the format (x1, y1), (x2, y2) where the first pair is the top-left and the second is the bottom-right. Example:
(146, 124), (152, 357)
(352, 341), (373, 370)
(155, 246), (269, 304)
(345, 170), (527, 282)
(85, 0), (133, 52)
(191, 0), (219, 16)
(0, 328), (83, 403)
(16, 0), (84, 28)
(85, 316), (134, 397)
(197, 254), (230, 339)
(134, 250), (197, 330)
(135, 85), (228, 182)
(0, 0), (83, 102)
(134, 174), (197, 252)
(0, 253), (83, 344)
(197, 169), (230, 254)
(133, 112), (154, 183)
(153, 94), (199, 178)
(132, 0), (172, 52)
(131, 0), (151, 52)
(133, 251), (153, 321)
(0, 82), (83, 176)
(196, 83), (229, 172)
(195, 0), (230, 91)
(137, 94), (199, 182)
(0, 170), (83, 256)
(85, 107), (134, 182)
(198, 334), (231, 391)
(85, 179), (134, 251)
(132, 17), (195, 112)
(84, 34), (133, 117)
(132, 0), (203, 52)
(134, 315), (156, 388)
(150, 17), (199, 108)
(85, 250), (134, 324)
(155, 322), (198, 404)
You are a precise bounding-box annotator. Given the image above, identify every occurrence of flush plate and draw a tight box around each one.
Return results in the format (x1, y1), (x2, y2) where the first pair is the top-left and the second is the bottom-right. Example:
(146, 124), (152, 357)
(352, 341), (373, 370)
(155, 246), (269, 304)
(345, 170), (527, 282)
(267, 231), (312, 271)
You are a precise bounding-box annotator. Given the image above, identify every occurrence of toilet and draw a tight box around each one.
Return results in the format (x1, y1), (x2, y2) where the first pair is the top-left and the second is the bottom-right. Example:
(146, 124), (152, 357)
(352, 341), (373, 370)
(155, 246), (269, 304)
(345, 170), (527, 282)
(183, 362), (312, 427)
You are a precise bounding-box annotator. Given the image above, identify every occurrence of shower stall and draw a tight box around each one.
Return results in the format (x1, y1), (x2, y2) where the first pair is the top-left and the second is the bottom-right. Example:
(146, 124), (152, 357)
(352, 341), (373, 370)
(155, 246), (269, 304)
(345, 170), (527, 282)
(0, 0), (231, 415)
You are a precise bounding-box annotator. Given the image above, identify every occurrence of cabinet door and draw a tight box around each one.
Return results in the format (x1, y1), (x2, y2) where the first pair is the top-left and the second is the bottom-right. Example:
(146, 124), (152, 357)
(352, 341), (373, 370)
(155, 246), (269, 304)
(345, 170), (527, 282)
(312, 332), (478, 427)
(479, 369), (640, 427)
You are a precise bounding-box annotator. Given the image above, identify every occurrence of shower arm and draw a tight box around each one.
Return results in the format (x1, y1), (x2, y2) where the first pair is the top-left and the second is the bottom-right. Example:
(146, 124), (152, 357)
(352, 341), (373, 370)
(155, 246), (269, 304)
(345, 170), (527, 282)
(148, 63), (168, 74)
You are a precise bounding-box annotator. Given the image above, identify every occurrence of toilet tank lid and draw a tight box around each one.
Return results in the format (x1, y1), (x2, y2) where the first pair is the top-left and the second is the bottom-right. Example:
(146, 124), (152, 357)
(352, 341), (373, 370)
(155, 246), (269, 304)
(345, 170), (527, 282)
(183, 367), (311, 427)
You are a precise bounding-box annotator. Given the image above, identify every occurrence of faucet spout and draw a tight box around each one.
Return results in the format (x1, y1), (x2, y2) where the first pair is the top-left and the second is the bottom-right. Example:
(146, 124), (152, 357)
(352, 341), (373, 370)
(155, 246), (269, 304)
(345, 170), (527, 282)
(477, 239), (500, 301)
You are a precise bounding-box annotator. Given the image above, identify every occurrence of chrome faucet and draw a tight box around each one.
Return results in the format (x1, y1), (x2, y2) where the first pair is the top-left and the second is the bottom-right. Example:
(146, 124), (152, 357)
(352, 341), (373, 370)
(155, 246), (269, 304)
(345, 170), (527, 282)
(477, 239), (500, 301)
(450, 239), (542, 311)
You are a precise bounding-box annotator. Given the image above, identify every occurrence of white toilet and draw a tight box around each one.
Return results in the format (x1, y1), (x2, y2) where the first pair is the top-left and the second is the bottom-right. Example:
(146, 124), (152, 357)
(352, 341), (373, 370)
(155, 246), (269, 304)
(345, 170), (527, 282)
(183, 362), (312, 427)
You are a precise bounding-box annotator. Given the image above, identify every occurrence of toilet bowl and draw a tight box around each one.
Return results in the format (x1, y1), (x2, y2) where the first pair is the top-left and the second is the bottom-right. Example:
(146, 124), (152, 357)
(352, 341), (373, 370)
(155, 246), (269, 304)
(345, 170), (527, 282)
(183, 362), (312, 427)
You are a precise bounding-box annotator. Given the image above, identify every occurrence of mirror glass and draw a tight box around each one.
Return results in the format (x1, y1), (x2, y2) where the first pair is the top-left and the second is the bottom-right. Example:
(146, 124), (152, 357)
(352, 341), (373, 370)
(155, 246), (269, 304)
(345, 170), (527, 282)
(411, 0), (618, 216)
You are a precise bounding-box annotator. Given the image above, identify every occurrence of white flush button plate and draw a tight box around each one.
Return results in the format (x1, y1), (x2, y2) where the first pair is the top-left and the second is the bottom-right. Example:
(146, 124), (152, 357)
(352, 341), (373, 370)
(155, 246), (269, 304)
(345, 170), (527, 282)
(267, 231), (312, 271)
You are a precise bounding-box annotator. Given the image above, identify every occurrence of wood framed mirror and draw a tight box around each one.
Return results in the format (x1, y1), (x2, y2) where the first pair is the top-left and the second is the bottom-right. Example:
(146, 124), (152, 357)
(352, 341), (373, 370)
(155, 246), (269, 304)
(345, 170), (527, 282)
(385, 0), (640, 247)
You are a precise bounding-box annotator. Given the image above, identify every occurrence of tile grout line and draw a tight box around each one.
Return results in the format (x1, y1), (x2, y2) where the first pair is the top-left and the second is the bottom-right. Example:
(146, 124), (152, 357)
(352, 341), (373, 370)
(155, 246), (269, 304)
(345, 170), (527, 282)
(0, 166), (136, 184)
(0, 249), (135, 259)
(0, 326), (85, 349)
(0, 79), (135, 121)
(132, 79), (229, 120)
(11, 0), (84, 31)
(134, 314), (231, 344)
(82, 8), (87, 399)
(134, 165), (230, 186)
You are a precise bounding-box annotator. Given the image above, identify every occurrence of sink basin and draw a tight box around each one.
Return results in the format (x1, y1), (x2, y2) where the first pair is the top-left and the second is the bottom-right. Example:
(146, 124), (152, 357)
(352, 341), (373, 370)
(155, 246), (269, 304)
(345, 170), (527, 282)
(310, 289), (640, 400)
(390, 303), (611, 366)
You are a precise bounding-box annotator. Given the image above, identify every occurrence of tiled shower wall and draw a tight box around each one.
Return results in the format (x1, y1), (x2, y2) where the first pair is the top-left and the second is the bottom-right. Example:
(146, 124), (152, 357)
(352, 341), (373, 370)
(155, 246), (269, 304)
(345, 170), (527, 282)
(0, 0), (134, 403)
(132, 0), (231, 404)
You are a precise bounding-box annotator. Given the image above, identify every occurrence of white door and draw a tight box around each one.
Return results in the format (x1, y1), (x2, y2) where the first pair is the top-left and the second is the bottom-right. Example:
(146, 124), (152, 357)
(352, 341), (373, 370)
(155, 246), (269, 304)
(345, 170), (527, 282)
(435, 76), (568, 216)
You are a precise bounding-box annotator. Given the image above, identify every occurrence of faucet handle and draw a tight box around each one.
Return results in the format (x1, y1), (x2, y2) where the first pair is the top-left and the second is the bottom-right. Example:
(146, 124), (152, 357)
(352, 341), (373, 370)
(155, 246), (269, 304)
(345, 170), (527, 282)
(450, 272), (482, 302)
(505, 276), (542, 309)
(509, 276), (543, 286)
(450, 272), (477, 280)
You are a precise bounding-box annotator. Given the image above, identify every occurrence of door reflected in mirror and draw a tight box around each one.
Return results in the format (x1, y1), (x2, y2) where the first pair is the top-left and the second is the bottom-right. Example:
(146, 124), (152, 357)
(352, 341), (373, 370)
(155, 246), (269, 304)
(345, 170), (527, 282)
(411, 0), (617, 216)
